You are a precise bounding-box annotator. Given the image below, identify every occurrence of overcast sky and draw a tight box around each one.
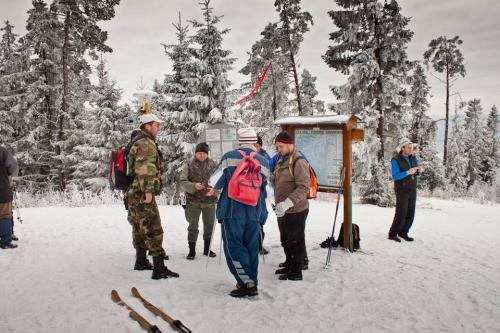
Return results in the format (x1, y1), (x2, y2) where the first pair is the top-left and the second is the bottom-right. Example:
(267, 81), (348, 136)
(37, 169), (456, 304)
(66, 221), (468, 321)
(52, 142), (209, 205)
(1, 0), (499, 119)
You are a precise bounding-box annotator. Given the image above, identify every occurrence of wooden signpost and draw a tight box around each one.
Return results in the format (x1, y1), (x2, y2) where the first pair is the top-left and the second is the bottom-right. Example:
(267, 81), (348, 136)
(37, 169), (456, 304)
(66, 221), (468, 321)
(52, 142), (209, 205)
(275, 115), (364, 251)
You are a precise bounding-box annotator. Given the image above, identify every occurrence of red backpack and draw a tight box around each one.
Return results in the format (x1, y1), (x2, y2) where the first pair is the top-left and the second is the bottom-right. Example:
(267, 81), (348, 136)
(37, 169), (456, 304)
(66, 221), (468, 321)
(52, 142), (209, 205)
(228, 150), (263, 206)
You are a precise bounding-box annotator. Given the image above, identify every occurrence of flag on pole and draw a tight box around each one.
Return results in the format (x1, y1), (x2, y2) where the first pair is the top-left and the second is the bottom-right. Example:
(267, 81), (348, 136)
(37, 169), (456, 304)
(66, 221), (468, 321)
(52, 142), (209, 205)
(234, 62), (272, 105)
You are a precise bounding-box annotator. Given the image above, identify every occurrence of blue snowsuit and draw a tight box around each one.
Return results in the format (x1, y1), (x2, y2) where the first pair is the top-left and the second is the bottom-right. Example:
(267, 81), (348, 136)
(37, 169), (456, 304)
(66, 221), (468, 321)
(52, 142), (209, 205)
(212, 146), (270, 287)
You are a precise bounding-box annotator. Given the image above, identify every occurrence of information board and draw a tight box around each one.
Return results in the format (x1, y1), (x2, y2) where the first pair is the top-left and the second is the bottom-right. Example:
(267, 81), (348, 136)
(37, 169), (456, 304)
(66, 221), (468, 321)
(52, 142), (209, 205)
(295, 129), (343, 187)
(200, 125), (239, 161)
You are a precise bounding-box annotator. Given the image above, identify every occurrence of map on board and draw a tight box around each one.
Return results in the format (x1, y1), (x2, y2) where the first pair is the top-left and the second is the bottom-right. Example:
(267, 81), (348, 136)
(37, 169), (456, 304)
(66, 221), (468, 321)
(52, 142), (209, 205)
(295, 129), (343, 187)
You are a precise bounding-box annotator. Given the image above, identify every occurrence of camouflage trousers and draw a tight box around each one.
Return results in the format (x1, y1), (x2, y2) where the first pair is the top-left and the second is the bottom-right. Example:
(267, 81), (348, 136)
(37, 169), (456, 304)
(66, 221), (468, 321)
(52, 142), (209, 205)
(126, 192), (165, 257)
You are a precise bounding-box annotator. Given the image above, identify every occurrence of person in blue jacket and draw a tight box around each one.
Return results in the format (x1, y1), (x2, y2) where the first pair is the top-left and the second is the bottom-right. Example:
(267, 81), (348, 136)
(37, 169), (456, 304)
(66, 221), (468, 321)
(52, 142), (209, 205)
(388, 138), (425, 242)
(209, 128), (270, 298)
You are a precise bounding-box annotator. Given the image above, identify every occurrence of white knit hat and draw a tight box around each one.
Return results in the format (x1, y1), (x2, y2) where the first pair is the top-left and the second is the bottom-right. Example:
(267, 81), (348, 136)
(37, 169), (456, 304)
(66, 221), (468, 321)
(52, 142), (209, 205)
(139, 113), (164, 125)
(398, 138), (415, 150)
(238, 127), (258, 144)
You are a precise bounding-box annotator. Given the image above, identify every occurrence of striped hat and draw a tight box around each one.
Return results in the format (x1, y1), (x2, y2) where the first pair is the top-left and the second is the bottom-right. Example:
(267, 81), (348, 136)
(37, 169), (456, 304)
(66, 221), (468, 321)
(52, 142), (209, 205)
(238, 127), (258, 144)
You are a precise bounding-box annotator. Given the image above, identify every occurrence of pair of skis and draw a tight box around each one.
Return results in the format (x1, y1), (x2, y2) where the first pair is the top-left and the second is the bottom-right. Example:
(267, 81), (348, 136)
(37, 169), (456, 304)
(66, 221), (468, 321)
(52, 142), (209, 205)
(111, 287), (191, 333)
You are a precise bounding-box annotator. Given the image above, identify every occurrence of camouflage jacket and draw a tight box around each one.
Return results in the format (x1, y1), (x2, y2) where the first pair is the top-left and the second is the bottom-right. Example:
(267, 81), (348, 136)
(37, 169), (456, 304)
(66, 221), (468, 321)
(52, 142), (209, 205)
(127, 130), (163, 195)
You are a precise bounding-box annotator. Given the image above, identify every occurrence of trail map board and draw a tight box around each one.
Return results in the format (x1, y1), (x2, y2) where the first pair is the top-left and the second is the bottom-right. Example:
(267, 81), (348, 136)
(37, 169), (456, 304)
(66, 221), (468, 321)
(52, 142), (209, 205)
(295, 129), (343, 188)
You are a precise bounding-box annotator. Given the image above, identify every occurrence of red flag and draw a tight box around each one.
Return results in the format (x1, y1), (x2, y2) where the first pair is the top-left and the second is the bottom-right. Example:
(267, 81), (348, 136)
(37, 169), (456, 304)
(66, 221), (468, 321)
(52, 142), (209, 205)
(234, 62), (272, 105)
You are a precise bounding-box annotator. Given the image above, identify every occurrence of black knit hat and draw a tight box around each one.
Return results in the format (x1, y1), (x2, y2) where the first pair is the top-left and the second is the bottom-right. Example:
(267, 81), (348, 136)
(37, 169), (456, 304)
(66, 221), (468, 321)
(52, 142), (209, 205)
(256, 135), (263, 146)
(275, 131), (294, 144)
(195, 142), (209, 154)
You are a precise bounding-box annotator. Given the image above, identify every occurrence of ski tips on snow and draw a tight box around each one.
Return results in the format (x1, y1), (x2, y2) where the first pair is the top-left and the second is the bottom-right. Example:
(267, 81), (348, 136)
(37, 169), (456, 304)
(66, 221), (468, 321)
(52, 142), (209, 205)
(111, 289), (163, 333)
(112, 287), (191, 333)
(130, 287), (192, 333)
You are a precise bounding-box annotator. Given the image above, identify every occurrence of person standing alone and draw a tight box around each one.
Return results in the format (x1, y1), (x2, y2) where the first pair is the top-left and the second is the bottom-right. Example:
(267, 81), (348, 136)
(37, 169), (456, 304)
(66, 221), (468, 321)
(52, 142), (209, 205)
(388, 139), (425, 242)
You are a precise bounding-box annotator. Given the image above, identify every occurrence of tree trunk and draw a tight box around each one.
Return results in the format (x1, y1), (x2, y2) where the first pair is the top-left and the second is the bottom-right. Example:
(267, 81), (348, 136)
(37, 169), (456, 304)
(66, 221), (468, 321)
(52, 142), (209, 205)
(57, 13), (70, 191)
(444, 64), (450, 171)
(283, 17), (303, 116)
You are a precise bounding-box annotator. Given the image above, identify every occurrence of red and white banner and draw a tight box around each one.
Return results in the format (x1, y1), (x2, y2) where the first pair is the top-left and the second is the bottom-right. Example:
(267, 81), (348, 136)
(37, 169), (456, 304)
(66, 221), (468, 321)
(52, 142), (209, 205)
(234, 62), (272, 105)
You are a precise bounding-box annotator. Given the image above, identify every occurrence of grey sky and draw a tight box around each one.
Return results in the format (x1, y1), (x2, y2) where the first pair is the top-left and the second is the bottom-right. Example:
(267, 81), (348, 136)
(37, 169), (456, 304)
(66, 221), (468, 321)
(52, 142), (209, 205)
(1, 0), (499, 119)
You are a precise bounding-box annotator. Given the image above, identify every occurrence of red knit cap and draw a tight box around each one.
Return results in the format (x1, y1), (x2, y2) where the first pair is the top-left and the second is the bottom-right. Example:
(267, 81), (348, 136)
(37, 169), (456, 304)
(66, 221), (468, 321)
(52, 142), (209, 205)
(275, 131), (294, 144)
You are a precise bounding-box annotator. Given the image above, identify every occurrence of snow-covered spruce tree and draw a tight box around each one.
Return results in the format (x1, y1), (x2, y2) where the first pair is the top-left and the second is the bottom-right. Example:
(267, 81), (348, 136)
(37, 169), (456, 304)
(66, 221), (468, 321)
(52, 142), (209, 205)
(423, 35), (466, 167)
(0, 20), (20, 146)
(480, 105), (499, 184)
(70, 56), (131, 191)
(462, 99), (484, 189)
(154, 13), (207, 203)
(324, 0), (413, 206)
(50, 0), (120, 190)
(447, 108), (468, 193)
(408, 62), (444, 191)
(274, 0), (313, 116)
(13, 0), (63, 190)
(188, 0), (235, 122)
(300, 69), (324, 116)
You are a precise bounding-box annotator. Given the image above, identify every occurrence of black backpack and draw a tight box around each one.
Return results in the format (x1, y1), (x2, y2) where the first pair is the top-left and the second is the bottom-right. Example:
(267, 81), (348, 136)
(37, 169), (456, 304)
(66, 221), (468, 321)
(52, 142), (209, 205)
(109, 134), (144, 190)
(320, 223), (361, 251)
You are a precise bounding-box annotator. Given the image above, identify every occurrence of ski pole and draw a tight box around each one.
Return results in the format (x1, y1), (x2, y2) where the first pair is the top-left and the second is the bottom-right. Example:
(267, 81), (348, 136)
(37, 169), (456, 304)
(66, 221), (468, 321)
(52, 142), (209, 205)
(324, 168), (345, 269)
(259, 226), (266, 264)
(13, 188), (23, 224)
(205, 219), (217, 269)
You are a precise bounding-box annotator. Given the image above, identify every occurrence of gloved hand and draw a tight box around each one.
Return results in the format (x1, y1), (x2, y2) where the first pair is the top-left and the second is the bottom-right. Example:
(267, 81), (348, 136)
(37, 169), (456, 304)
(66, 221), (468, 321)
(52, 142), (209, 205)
(274, 198), (294, 218)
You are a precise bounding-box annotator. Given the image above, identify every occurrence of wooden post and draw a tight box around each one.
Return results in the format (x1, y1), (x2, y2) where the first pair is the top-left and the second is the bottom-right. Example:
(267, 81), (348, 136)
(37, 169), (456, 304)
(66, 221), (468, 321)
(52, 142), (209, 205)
(342, 121), (353, 251)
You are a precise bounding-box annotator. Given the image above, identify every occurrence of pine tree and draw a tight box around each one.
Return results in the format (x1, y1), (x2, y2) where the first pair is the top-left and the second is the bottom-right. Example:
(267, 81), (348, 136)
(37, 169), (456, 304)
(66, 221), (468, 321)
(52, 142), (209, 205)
(0, 20), (25, 147)
(480, 105), (499, 184)
(447, 109), (468, 193)
(324, 0), (414, 206)
(423, 36), (466, 167)
(408, 62), (444, 191)
(154, 13), (206, 202)
(70, 56), (131, 191)
(15, 0), (63, 189)
(239, 22), (291, 142)
(50, 0), (121, 190)
(299, 69), (323, 116)
(463, 99), (484, 188)
(274, 0), (313, 115)
(188, 0), (235, 121)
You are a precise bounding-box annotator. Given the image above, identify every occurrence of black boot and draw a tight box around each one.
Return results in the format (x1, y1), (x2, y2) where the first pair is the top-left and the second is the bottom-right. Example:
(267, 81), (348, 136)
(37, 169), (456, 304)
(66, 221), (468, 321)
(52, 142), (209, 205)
(134, 248), (153, 271)
(279, 270), (303, 281)
(152, 256), (179, 279)
(203, 240), (216, 258)
(186, 242), (196, 260)
(229, 283), (258, 298)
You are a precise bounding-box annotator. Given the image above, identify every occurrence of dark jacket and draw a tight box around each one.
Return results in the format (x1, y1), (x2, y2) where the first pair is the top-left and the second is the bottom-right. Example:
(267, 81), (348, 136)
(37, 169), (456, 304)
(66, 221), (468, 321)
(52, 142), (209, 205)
(179, 157), (217, 205)
(391, 153), (418, 190)
(0, 146), (18, 203)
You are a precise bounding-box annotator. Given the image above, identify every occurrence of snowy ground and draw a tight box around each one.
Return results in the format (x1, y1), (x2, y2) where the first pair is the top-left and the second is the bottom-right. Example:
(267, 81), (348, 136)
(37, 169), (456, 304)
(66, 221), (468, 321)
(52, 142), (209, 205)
(1, 198), (500, 333)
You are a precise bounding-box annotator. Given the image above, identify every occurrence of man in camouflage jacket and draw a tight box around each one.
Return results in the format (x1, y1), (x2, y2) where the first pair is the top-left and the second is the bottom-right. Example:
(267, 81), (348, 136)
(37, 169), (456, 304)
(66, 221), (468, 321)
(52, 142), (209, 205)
(126, 112), (179, 279)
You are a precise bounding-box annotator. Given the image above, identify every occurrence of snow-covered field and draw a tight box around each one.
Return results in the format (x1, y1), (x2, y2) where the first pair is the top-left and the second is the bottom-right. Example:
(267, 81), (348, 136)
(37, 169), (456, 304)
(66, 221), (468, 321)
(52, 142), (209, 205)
(1, 198), (499, 333)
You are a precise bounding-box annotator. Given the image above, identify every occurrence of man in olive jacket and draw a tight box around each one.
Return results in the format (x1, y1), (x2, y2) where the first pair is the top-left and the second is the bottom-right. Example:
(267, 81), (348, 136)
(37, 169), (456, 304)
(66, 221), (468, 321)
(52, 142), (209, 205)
(272, 131), (310, 281)
(179, 142), (217, 260)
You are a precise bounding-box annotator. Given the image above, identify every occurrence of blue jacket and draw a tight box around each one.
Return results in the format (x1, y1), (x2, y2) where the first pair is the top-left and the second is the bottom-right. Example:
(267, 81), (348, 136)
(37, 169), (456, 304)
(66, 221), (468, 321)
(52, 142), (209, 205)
(391, 155), (420, 181)
(212, 147), (270, 222)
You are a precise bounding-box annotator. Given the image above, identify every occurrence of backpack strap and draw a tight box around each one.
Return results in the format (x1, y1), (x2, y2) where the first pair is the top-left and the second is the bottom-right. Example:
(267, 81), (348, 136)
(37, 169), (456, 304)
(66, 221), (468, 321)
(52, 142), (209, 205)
(288, 155), (305, 177)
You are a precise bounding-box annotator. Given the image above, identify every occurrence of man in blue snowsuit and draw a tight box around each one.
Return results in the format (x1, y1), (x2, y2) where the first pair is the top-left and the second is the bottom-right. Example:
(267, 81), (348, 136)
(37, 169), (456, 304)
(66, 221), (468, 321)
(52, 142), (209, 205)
(209, 127), (270, 298)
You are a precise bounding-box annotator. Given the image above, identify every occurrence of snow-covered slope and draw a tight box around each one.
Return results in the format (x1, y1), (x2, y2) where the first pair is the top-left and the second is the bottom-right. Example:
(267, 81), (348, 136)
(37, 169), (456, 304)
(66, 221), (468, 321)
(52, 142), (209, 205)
(1, 198), (499, 333)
